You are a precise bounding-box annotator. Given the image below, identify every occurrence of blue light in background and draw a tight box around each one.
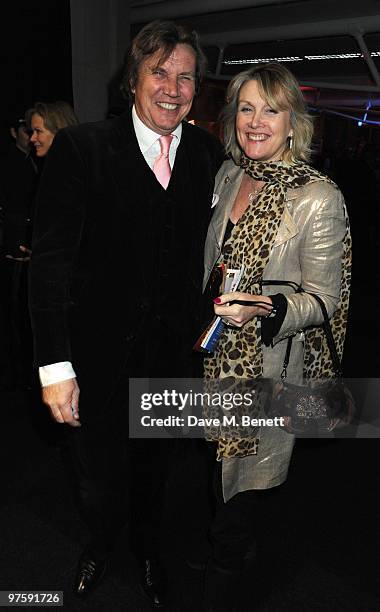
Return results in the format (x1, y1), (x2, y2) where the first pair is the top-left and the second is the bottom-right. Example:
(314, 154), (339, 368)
(357, 100), (372, 127)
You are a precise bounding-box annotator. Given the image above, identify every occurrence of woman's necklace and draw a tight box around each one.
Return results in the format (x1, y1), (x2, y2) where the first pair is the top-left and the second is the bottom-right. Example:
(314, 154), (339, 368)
(247, 181), (264, 204)
(230, 176), (265, 224)
(248, 187), (262, 204)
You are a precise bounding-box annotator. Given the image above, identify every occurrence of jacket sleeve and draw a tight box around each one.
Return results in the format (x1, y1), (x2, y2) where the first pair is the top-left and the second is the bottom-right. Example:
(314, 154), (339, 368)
(274, 184), (347, 342)
(29, 129), (85, 366)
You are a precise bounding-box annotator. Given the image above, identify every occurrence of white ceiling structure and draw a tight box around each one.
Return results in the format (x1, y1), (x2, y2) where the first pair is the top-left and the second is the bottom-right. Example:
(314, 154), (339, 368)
(130, 0), (380, 123)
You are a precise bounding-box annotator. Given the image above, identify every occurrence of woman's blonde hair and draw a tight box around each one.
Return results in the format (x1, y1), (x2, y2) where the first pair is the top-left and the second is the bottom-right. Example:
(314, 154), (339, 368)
(222, 63), (313, 164)
(26, 101), (78, 134)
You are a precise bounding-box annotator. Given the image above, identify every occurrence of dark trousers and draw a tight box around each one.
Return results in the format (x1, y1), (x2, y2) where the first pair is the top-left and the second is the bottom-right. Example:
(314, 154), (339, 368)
(61, 319), (212, 560)
(63, 403), (176, 559)
(210, 459), (259, 571)
(62, 376), (214, 562)
(204, 459), (261, 611)
(64, 427), (215, 559)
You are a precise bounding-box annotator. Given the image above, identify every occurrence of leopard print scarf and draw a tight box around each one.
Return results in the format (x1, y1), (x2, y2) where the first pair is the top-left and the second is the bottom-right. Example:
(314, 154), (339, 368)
(204, 155), (352, 460)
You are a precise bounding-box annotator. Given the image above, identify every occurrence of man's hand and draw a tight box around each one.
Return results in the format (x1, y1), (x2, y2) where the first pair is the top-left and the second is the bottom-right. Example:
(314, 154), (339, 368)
(42, 378), (81, 427)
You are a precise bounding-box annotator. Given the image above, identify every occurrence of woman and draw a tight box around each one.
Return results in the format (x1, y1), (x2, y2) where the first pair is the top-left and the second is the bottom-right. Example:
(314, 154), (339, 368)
(7, 101), (79, 263)
(26, 100), (78, 157)
(202, 63), (351, 610)
(2, 102), (79, 387)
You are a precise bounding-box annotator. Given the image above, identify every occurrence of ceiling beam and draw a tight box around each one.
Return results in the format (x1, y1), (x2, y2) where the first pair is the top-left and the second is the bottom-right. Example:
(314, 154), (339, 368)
(353, 30), (380, 86)
(301, 81), (380, 93)
(200, 15), (380, 46)
(209, 73), (380, 93)
(131, 0), (306, 24)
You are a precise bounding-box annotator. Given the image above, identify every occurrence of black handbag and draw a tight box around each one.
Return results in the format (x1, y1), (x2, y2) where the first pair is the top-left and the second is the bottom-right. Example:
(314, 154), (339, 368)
(263, 280), (354, 434)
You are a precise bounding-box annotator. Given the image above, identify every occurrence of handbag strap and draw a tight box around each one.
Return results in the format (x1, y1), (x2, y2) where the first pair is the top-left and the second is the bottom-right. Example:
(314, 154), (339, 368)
(308, 292), (343, 377)
(261, 279), (343, 379)
(261, 279), (302, 293)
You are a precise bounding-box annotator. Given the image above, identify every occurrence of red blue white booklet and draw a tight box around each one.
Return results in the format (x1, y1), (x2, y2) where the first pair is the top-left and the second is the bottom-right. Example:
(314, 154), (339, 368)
(194, 266), (244, 353)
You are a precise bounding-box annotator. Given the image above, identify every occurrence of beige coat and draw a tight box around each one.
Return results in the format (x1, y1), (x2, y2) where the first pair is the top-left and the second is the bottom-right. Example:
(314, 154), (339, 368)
(204, 160), (347, 501)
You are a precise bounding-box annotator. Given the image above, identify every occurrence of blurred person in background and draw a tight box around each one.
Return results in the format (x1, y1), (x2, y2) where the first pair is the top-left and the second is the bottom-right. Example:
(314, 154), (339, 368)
(0, 113), (38, 389)
(0, 103), (78, 390)
(1, 114), (37, 260)
(26, 100), (79, 158)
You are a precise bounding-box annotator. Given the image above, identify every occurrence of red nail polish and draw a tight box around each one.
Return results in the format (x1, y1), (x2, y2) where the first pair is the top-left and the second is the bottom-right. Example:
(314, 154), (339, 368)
(213, 297), (221, 304)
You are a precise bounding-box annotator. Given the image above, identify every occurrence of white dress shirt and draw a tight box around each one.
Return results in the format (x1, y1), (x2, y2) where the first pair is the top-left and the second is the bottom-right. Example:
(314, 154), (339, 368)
(39, 106), (182, 387)
(132, 105), (181, 170)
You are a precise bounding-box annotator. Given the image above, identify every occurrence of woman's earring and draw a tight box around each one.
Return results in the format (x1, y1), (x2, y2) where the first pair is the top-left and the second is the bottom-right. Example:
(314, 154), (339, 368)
(289, 134), (293, 150)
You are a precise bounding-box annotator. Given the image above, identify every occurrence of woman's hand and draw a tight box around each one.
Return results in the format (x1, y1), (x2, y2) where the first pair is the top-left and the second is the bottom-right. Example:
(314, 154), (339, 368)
(214, 292), (273, 327)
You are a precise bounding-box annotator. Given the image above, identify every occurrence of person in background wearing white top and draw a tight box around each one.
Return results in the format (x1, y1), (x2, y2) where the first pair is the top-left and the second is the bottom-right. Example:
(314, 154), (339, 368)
(29, 20), (223, 608)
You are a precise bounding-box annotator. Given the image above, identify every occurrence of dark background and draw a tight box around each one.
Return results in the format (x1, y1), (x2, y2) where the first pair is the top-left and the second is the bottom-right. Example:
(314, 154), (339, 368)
(1, 1), (73, 152)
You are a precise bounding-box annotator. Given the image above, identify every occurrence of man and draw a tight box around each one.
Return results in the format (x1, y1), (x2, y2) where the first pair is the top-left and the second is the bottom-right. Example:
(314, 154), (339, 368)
(29, 20), (223, 607)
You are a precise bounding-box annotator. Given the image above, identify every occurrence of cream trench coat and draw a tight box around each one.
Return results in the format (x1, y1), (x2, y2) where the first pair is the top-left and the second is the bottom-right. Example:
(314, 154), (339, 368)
(204, 160), (347, 502)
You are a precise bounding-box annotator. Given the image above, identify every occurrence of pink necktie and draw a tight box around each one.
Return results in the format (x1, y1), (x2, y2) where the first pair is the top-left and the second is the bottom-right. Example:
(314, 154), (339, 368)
(153, 135), (173, 189)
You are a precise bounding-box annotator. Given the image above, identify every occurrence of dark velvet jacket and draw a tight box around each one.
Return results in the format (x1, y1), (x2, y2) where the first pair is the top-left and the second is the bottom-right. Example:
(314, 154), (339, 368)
(29, 111), (223, 416)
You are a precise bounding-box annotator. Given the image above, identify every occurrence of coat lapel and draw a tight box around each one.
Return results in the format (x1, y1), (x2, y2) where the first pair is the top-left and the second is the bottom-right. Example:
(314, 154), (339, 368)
(203, 162), (243, 287)
(273, 192), (299, 247)
(213, 163), (243, 249)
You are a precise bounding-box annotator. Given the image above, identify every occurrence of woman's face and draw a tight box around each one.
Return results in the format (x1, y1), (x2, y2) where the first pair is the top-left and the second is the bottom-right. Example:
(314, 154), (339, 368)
(235, 80), (292, 163)
(30, 113), (55, 157)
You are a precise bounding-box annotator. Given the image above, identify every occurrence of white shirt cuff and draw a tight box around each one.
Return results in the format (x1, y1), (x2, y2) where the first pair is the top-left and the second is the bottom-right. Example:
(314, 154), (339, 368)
(39, 362), (77, 387)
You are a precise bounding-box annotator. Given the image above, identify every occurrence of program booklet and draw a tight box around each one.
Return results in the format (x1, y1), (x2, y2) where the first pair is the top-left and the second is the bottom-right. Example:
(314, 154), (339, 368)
(194, 265), (244, 353)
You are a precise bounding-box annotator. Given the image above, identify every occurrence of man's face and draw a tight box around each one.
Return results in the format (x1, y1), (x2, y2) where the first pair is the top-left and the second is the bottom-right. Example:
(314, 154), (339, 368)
(133, 43), (196, 135)
(11, 125), (30, 154)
